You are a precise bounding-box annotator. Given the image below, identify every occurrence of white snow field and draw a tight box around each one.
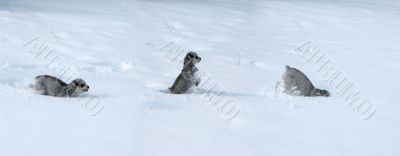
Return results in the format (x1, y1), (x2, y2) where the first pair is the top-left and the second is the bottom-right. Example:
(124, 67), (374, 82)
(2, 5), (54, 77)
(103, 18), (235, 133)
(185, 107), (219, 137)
(1, 0), (400, 155)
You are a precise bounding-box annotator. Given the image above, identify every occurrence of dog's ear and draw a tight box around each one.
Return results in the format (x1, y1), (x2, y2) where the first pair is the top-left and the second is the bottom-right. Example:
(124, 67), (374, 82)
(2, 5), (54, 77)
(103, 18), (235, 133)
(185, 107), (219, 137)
(184, 55), (189, 65)
(184, 52), (193, 65)
(72, 79), (78, 86)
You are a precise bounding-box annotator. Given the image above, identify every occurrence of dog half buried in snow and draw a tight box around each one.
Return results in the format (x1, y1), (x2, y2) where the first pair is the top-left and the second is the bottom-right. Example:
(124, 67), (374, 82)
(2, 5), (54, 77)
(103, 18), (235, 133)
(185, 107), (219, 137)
(169, 52), (202, 94)
(276, 65), (330, 97)
(31, 75), (89, 97)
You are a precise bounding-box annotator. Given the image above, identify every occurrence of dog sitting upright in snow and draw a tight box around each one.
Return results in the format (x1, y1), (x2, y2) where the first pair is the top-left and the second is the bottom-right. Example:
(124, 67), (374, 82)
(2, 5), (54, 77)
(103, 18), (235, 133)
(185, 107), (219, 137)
(31, 75), (89, 97)
(169, 52), (201, 94)
(277, 65), (330, 97)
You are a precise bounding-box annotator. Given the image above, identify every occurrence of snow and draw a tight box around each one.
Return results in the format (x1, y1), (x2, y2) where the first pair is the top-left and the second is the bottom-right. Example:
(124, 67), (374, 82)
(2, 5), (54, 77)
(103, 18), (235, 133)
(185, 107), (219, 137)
(1, 0), (400, 156)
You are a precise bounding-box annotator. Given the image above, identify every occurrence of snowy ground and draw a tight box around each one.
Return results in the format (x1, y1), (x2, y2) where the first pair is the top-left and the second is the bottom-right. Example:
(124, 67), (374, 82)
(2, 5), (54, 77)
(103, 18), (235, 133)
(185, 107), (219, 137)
(1, 0), (400, 156)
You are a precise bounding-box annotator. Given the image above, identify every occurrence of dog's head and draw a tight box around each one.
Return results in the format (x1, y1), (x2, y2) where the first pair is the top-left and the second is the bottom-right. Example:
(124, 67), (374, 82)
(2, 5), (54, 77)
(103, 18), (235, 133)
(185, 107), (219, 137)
(184, 52), (201, 66)
(312, 89), (330, 97)
(71, 78), (90, 93)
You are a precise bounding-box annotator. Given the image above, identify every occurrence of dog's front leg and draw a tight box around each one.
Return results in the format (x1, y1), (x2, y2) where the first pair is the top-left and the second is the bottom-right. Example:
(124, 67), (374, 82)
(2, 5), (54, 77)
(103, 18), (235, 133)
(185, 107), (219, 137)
(195, 78), (201, 87)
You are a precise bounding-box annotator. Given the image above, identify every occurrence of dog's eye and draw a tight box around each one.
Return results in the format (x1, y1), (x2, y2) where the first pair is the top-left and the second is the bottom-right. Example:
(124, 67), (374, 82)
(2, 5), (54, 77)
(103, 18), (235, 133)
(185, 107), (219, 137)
(80, 84), (85, 87)
(195, 56), (200, 59)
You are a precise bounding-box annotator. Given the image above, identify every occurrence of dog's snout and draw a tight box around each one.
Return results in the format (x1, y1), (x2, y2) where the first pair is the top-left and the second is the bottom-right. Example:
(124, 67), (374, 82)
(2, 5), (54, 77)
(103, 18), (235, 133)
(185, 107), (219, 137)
(84, 85), (89, 91)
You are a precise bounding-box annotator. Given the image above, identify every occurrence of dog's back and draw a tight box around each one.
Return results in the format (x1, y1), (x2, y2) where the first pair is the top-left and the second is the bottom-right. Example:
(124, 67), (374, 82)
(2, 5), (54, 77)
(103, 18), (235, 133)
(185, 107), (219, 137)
(34, 75), (67, 96)
(282, 66), (315, 96)
(169, 74), (191, 94)
(169, 63), (197, 94)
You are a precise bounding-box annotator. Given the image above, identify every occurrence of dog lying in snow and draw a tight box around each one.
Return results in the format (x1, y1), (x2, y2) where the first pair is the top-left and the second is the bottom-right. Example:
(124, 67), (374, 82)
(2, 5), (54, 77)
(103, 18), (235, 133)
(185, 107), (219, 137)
(169, 52), (201, 94)
(31, 75), (89, 97)
(277, 65), (330, 97)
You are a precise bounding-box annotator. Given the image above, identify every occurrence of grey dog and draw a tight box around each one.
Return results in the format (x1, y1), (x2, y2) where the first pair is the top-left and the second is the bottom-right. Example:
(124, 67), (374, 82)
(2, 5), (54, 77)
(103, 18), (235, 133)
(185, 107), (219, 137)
(32, 75), (89, 97)
(169, 52), (201, 94)
(278, 65), (330, 97)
